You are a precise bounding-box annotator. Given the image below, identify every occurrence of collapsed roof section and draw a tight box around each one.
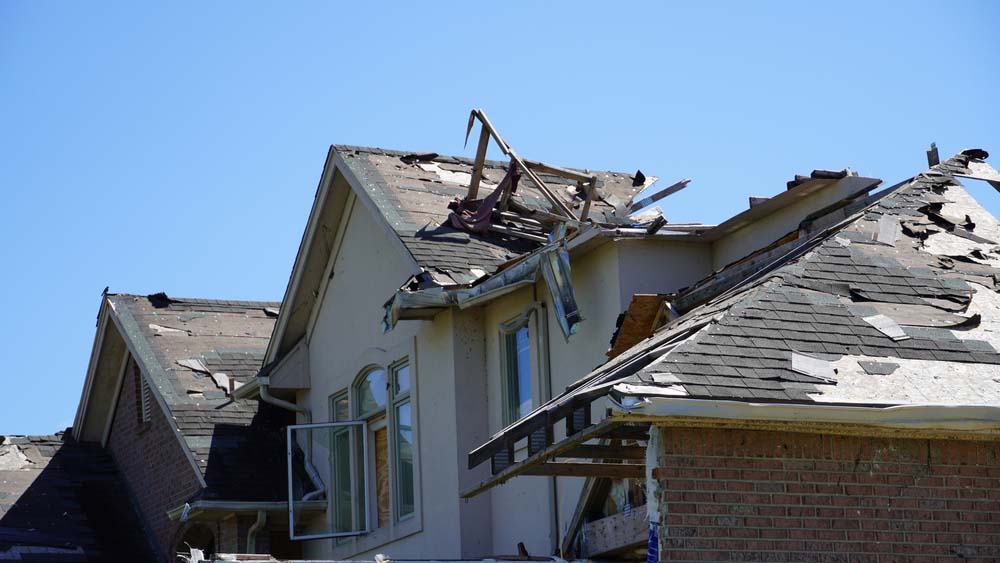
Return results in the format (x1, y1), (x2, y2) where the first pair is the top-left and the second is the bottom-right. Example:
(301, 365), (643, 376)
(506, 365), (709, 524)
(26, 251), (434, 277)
(463, 149), (1000, 498)
(380, 110), (885, 338)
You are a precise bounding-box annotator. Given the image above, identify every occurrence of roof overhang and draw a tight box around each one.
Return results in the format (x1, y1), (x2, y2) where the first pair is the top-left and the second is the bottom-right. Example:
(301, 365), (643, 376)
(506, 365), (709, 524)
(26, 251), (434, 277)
(462, 397), (1000, 499)
(614, 396), (1000, 435)
(73, 294), (208, 486)
(265, 146), (423, 367)
(72, 297), (128, 444)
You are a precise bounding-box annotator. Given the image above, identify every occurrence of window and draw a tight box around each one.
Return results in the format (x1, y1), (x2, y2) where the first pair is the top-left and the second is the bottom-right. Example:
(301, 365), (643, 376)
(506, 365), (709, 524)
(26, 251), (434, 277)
(501, 319), (533, 425)
(391, 362), (414, 520)
(354, 362), (416, 528)
(289, 357), (418, 542)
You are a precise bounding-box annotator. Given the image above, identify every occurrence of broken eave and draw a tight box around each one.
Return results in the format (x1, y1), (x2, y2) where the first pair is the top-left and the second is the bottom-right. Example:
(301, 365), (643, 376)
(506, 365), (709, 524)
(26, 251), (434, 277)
(460, 418), (652, 499)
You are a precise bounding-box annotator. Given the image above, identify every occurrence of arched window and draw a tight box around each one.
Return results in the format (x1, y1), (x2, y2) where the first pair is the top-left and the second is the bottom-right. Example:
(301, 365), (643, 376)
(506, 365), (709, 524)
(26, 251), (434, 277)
(356, 368), (387, 419)
(326, 359), (417, 536)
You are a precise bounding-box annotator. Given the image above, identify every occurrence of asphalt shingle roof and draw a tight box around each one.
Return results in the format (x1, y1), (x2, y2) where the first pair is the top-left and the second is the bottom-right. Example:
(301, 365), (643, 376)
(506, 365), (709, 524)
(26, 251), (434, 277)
(108, 293), (290, 501)
(612, 151), (1000, 406)
(0, 434), (155, 561)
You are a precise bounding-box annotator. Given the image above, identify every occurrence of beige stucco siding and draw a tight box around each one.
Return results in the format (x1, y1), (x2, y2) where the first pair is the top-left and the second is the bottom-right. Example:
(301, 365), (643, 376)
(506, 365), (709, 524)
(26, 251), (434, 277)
(301, 199), (465, 559)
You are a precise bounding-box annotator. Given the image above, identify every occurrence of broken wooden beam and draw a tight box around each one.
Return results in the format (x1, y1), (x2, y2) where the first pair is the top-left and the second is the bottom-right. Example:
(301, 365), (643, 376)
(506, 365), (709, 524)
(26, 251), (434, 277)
(561, 444), (646, 460)
(522, 462), (645, 479)
(580, 504), (649, 558)
(524, 159), (594, 184)
(488, 224), (549, 243)
(467, 124), (491, 200)
(626, 178), (691, 214)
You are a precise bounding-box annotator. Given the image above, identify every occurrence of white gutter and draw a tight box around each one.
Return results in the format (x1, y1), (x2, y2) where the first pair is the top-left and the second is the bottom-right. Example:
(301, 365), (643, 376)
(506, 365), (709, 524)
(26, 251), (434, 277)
(247, 510), (267, 553)
(613, 395), (1000, 433)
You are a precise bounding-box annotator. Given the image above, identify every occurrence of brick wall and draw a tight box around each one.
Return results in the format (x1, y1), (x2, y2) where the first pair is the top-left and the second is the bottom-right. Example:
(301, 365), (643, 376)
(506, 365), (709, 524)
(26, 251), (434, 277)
(107, 359), (203, 563)
(651, 427), (1000, 562)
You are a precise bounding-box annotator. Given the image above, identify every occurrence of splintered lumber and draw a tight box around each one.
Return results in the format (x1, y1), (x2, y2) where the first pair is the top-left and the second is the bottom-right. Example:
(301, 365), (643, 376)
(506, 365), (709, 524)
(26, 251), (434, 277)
(521, 462), (645, 478)
(580, 504), (649, 558)
(607, 295), (668, 359)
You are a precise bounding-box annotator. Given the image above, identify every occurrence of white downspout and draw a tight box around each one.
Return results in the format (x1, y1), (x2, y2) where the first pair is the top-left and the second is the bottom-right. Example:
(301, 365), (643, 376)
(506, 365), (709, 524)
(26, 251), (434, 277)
(526, 295), (560, 554)
(258, 377), (327, 501)
(246, 510), (267, 553)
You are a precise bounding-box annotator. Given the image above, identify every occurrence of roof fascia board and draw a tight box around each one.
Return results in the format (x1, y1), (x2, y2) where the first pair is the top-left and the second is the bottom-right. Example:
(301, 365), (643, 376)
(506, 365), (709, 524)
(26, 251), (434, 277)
(106, 300), (207, 488)
(71, 298), (110, 441)
(99, 350), (131, 447)
(265, 147), (338, 364)
(700, 176), (882, 243)
(304, 190), (357, 346)
(615, 396), (1000, 434)
(330, 148), (422, 277)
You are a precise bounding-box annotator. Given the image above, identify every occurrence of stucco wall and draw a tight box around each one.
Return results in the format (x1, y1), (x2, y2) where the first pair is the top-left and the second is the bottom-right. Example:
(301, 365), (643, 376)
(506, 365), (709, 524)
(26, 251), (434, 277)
(710, 179), (870, 270)
(300, 199), (469, 560)
(616, 240), (713, 301)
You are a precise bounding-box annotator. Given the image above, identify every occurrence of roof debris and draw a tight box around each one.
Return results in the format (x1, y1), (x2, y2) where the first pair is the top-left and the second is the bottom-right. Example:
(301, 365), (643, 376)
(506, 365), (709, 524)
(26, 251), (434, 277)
(861, 314), (911, 341)
(380, 109), (694, 336)
(858, 360), (900, 375)
(790, 352), (838, 383)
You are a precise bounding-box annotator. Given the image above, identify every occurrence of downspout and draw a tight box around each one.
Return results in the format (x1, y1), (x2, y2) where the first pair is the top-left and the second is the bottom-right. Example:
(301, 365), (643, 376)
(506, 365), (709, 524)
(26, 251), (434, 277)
(526, 293), (560, 554)
(258, 377), (327, 501)
(246, 510), (267, 554)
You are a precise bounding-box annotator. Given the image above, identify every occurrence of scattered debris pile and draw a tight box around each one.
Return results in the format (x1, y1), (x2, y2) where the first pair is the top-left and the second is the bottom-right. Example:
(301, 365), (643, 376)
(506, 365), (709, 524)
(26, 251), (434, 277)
(383, 110), (693, 338)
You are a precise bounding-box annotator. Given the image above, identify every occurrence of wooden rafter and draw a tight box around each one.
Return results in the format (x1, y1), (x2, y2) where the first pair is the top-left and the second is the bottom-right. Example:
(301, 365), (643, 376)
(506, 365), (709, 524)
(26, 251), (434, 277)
(460, 418), (626, 499)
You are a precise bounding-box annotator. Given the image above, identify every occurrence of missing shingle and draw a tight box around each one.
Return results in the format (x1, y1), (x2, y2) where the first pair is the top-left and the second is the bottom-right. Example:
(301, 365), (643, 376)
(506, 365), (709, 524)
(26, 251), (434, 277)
(861, 314), (911, 341)
(858, 361), (900, 376)
(263, 307), (280, 318)
(790, 352), (838, 383)
(0, 444), (34, 471)
(177, 358), (210, 375)
(875, 214), (902, 246)
(149, 323), (189, 336)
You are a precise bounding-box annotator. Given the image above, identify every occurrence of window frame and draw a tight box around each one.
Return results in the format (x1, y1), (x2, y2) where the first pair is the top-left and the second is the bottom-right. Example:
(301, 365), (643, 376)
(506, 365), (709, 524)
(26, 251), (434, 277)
(500, 315), (534, 426)
(315, 353), (421, 555)
(389, 359), (414, 522)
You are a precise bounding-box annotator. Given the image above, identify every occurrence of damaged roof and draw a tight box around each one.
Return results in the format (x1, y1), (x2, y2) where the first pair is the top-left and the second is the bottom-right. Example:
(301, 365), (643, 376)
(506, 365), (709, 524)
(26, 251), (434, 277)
(107, 293), (290, 501)
(467, 150), (1000, 482)
(0, 433), (155, 561)
(580, 150), (1000, 409)
(333, 144), (646, 285)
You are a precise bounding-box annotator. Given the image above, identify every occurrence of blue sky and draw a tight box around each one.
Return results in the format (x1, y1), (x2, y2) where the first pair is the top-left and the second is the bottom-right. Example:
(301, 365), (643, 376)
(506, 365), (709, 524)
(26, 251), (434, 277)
(1, 1), (998, 434)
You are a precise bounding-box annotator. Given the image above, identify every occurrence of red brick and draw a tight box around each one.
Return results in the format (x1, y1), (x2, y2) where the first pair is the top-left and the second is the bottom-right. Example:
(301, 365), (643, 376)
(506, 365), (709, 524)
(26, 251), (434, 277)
(656, 428), (1000, 562)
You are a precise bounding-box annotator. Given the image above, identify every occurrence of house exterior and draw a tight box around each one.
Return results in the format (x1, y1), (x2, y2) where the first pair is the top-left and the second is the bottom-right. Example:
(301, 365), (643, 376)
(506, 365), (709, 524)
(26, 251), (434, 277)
(467, 149), (1000, 561)
(232, 124), (948, 561)
(71, 293), (304, 562)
